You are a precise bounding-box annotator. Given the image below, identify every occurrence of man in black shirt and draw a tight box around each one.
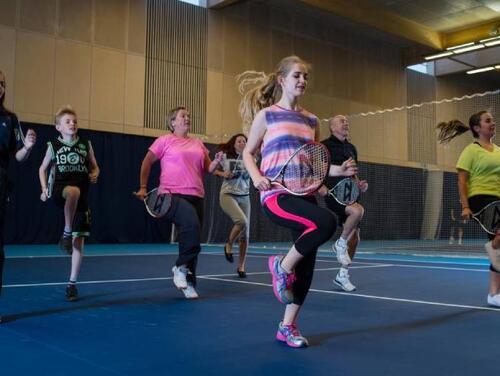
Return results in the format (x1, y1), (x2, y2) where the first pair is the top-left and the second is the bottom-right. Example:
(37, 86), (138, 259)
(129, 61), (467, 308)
(322, 115), (367, 291)
(0, 70), (36, 322)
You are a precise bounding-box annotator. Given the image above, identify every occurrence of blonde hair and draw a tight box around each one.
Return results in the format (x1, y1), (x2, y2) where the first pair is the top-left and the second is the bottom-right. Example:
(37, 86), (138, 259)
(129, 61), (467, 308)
(237, 56), (311, 129)
(55, 106), (77, 125)
(166, 106), (186, 132)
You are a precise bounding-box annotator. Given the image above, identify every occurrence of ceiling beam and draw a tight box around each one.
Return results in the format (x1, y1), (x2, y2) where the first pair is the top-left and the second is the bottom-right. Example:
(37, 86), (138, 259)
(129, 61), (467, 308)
(299, 0), (443, 49)
(443, 20), (500, 48)
(207, 0), (242, 9)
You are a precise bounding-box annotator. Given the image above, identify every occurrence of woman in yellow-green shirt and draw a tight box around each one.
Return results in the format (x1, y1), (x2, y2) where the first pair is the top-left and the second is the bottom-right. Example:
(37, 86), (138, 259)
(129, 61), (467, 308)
(438, 111), (500, 307)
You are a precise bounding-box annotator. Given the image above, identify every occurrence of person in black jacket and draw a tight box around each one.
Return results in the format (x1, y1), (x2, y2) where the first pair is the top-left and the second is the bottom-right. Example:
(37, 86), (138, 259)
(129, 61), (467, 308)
(322, 115), (367, 291)
(0, 70), (36, 322)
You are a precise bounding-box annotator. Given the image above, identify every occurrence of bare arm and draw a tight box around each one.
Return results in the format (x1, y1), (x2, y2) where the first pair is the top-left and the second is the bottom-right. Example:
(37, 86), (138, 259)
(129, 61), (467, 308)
(87, 142), (100, 184)
(457, 169), (473, 219)
(242, 110), (269, 191)
(205, 151), (223, 174)
(15, 129), (36, 162)
(135, 151), (158, 199)
(38, 147), (52, 201)
(329, 157), (358, 177)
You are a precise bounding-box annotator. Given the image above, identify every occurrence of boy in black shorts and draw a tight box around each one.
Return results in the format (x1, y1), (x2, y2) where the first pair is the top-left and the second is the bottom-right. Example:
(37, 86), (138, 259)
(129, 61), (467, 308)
(39, 106), (99, 301)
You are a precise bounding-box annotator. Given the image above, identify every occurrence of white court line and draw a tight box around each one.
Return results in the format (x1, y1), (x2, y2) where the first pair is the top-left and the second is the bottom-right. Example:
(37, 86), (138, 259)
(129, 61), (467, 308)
(3, 264), (392, 289)
(392, 264), (489, 272)
(199, 276), (500, 313)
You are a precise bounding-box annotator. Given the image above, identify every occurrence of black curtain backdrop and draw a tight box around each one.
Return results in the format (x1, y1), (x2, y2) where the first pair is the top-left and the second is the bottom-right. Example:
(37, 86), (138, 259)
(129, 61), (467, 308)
(4, 122), (474, 246)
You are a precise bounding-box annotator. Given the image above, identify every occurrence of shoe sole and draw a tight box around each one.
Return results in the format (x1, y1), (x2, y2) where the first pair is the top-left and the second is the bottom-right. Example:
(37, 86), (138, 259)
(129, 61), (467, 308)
(333, 279), (356, 292)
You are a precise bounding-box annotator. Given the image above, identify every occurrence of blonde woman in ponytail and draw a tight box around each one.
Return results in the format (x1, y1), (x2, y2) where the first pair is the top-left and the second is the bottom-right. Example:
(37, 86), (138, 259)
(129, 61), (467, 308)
(439, 111), (500, 307)
(240, 56), (356, 348)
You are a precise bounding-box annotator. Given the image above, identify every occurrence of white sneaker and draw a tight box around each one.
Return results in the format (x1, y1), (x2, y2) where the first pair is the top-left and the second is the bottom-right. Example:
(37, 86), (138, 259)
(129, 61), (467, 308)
(487, 294), (500, 308)
(333, 239), (351, 266)
(334, 269), (356, 292)
(172, 265), (188, 289)
(182, 283), (199, 299)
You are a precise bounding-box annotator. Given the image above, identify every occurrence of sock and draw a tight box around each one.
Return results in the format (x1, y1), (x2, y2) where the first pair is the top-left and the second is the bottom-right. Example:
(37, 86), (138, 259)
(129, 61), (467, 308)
(63, 230), (72, 238)
(69, 280), (77, 285)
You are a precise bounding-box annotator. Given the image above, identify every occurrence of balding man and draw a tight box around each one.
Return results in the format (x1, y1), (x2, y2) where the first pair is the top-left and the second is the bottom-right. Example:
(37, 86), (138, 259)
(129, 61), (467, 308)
(321, 115), (368, 291)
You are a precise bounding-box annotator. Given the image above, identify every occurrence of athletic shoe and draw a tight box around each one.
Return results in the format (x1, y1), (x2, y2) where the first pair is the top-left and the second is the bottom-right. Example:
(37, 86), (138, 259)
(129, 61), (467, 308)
(334, 269), (356, 292)
(172, 265), (188, 289)
(59, 236), (73, 255)
(182, 283), (199, 299)
(268, 255), (295, 304)
(276, 322), (309, 348)
(65, 284), (79, 302)
(333, 238), (351, 266)
(487, 294), (500, 308)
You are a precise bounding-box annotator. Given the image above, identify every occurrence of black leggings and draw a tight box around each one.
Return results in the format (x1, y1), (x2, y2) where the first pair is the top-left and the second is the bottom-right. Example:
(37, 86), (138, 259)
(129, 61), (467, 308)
(263, 194), (336, 305)
(166, 194), (204, 286)
(469, 195), (500, 273)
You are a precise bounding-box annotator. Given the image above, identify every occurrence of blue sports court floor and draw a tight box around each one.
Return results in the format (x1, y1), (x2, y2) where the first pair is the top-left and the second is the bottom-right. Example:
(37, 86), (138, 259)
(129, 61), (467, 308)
(0, 242), (498, 376)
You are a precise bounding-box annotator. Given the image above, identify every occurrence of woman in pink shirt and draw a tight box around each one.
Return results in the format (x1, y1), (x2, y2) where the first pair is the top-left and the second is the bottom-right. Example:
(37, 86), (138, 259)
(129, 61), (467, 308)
(136, 106), (220, 299)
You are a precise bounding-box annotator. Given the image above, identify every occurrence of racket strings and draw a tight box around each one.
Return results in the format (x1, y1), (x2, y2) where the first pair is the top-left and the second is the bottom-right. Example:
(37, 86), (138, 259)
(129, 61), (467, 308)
(282, 144), (329, 194)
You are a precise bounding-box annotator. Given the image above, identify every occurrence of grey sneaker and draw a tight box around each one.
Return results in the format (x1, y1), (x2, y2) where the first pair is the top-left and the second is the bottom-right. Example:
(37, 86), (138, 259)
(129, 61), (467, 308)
(276, 322), (309, 348)
(334, 269), (356, 292)
(333, 239), (351, 266)
(172, 265), (188, 289)
(182, 283), (199, 299)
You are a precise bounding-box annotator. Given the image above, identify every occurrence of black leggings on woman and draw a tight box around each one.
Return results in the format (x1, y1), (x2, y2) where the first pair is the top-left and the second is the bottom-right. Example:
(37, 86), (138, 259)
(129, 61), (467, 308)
(263, 194), (337, 305)
(166, 194), (204, 285)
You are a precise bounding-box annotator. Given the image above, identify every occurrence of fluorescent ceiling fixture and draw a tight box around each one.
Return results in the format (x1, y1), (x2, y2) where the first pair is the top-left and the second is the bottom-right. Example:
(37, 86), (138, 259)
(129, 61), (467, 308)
(496, 65), (500, 69)
(484, 39), (500, 47)
(480, 36), (500, 43)
(452, 44), (485, 53)
(446, 42), (475, 50)
(424, 51), (453, 60)
(466, 66), (494, 74)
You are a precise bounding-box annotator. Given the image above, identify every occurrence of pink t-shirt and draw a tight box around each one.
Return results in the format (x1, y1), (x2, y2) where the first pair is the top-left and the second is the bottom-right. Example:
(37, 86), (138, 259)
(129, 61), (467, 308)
(149, 134), (209, 197)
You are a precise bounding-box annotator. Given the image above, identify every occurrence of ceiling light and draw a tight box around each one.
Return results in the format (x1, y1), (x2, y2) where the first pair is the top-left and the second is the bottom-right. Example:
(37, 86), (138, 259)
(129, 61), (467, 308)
(446, 42), (475, 50)
(424, 51), (453, 60)
(480, 36), (500, 43)
(484, 39), (500, 47)
(466, 66), (495, 74)
(452, 44), (485, 53)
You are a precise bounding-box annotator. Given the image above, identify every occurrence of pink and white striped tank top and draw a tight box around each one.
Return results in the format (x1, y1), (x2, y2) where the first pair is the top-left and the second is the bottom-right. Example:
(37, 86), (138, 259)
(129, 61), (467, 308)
(259, 104), (318, 203)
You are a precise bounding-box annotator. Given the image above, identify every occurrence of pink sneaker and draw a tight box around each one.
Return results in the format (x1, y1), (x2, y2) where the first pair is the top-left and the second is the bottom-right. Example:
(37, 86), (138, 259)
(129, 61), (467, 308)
(276, 322), (309, 348)
(268, 255), (295, 304)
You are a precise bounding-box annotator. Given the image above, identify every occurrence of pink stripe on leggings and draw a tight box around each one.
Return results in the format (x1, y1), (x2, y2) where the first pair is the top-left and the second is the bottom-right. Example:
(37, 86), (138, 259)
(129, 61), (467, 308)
(264, 194), (317, 237)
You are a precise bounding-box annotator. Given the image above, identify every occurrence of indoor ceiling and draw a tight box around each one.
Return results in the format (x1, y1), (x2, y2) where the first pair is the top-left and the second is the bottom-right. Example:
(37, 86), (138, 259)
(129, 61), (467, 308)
(208, 0), (500, 76)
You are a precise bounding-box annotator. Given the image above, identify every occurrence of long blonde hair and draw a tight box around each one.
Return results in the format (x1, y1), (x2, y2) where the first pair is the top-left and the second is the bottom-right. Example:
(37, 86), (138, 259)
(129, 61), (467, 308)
(237, 56), (310, 130)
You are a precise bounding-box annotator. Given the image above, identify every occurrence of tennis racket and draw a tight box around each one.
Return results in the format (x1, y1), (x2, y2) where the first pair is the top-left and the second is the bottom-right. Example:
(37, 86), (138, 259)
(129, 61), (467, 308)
(14, 118), (25, 145)
(46, 164), (55, 198)
(268, 142), (330, 195)
(137, 188), (172, 218)
(472, 200), (500, 235)
(327, 177), (360, 205)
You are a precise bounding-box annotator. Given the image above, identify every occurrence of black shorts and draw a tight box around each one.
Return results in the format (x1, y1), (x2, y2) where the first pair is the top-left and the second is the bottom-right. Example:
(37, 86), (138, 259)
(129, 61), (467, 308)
(324, 195), (360, 228)
(52, 183), (89, 211)
(469, 194), (500, 273)
(468, 195), (499, 241)
(52, 183), (91, 237)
